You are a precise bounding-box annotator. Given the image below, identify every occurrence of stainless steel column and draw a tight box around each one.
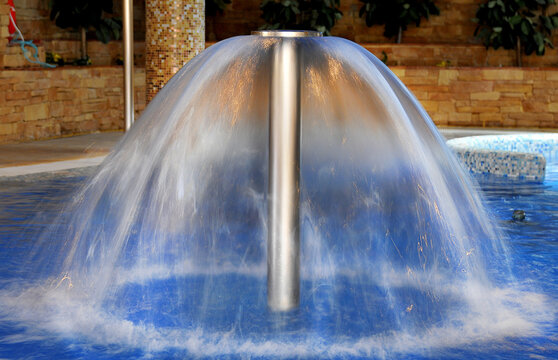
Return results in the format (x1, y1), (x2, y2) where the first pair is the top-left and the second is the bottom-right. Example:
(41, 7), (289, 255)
(123, 0), (134, 131)
(252, 30), (321, 311)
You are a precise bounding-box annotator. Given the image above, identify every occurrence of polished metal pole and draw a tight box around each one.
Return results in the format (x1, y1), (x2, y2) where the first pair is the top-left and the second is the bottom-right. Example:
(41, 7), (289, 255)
(268, 36), (301, 311)
(123, 0), (134, 131)
(252, 30), (321, 311)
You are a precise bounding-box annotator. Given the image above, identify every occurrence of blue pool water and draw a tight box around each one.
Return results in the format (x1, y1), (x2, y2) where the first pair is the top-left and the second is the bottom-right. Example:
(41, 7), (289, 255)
(479, 160), (558, 300)
(0, 161), (556, 359)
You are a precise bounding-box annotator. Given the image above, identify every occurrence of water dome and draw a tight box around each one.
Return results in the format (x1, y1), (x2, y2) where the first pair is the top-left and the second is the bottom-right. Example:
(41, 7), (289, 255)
(0, 31), (550, 358)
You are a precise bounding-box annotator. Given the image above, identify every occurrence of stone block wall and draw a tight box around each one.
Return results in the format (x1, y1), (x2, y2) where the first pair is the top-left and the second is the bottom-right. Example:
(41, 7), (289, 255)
(8, 0), (558, 67)
(339, 0), (486, 44)
(363, 44), (558, 68)
(9, 0), (145, 66)
(1, 3), (10, 56)
(0, 67), (145, 143)
(43, 40), (145, 67)
(1, 1), (47, 68)
(0, 65), (557, 144)
(14, 0), (146, 43)
(395, 67), (558, 128)
(207, 0), (488, 44)
(209, 0), (558, 45)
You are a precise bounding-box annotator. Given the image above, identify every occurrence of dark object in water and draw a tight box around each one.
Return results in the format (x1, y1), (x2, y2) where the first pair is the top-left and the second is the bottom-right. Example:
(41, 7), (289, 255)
(513, 210), (526, 221)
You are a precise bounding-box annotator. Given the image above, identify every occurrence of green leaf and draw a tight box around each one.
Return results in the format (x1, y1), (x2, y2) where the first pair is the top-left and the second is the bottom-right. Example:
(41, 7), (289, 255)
(95, 25), (109, 44)
(357, 0), (440, 38)
(510, 15), (522, 25)
(50, 0), (122, 43)
(521, 21), (530, 35)
(534, 32), (545, 53)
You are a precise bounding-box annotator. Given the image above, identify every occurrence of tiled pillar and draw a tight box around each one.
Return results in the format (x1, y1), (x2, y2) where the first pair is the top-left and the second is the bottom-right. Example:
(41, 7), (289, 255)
(145, 0), (204, 102)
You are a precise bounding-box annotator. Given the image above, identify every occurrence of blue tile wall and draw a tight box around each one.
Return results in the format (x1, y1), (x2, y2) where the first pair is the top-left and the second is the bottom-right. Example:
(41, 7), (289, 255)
(447, 134), (558, 182)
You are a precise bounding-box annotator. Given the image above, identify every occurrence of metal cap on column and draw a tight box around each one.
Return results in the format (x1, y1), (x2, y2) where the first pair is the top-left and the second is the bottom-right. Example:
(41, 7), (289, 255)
(252, 30), (322, 311)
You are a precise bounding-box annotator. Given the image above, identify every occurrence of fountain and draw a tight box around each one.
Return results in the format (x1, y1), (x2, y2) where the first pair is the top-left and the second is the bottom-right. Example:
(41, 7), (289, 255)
(0, 31), (553, 358)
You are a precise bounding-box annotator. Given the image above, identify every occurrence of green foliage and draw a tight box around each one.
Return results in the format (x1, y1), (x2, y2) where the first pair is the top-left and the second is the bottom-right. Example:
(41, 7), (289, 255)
(206, 0), (231, 17)
(49, 0), (121, 44)
(358, 0), (440, 39)
(73, 55), (92, 66)
(380, 50), (388, 63)
(46, 52), (65, 66)
(260, 0), (342, 35)
(474, 0), (558, 56)
(96, 17), (122, 44)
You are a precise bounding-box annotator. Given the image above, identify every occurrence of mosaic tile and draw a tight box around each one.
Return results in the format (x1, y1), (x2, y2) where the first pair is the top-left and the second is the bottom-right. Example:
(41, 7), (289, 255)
(447, 134), (558, 182)
(145, 0), (205, 102)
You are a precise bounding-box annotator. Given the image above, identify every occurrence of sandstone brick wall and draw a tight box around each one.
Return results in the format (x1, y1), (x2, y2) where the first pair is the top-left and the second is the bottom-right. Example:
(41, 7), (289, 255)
(1, 3), (10, 52)
(210, 0), (558, 45)
(9, 0), (145, 65)
(339, 0), (485, 44)
(9, 0), (558, 67)
(0, 2), (47, 68)
(0, 66), (556, 144)
(363, 44), (558, 68)
(12, 0), (67, 41)
(395, 67), (558, 128)
(42, 40), (145, 67)
(0, 67), (145, 143)
(208, 0), (488, 44)
(14, 0), (146, 42)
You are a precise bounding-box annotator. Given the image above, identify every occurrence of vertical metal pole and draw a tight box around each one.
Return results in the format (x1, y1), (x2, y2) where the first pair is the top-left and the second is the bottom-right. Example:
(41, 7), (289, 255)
(123, 0), (134, 131)
(252, 30), (320, 311)
(267, 37), (302, 311)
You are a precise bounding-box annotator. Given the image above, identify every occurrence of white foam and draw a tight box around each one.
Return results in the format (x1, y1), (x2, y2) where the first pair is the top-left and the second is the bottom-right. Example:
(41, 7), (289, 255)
(0, 276), (552, 358)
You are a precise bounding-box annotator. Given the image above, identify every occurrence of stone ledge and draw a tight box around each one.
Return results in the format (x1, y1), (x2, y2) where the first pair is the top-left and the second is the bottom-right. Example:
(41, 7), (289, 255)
(0, 43), (46, 68)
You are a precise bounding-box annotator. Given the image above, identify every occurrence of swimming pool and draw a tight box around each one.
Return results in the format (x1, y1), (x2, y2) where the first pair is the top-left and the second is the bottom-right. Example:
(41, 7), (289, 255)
(0, 160), (556, 359)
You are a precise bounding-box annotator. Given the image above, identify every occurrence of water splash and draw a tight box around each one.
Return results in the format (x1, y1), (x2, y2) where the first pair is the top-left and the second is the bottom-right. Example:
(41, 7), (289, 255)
(0, 35), (553, 358)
